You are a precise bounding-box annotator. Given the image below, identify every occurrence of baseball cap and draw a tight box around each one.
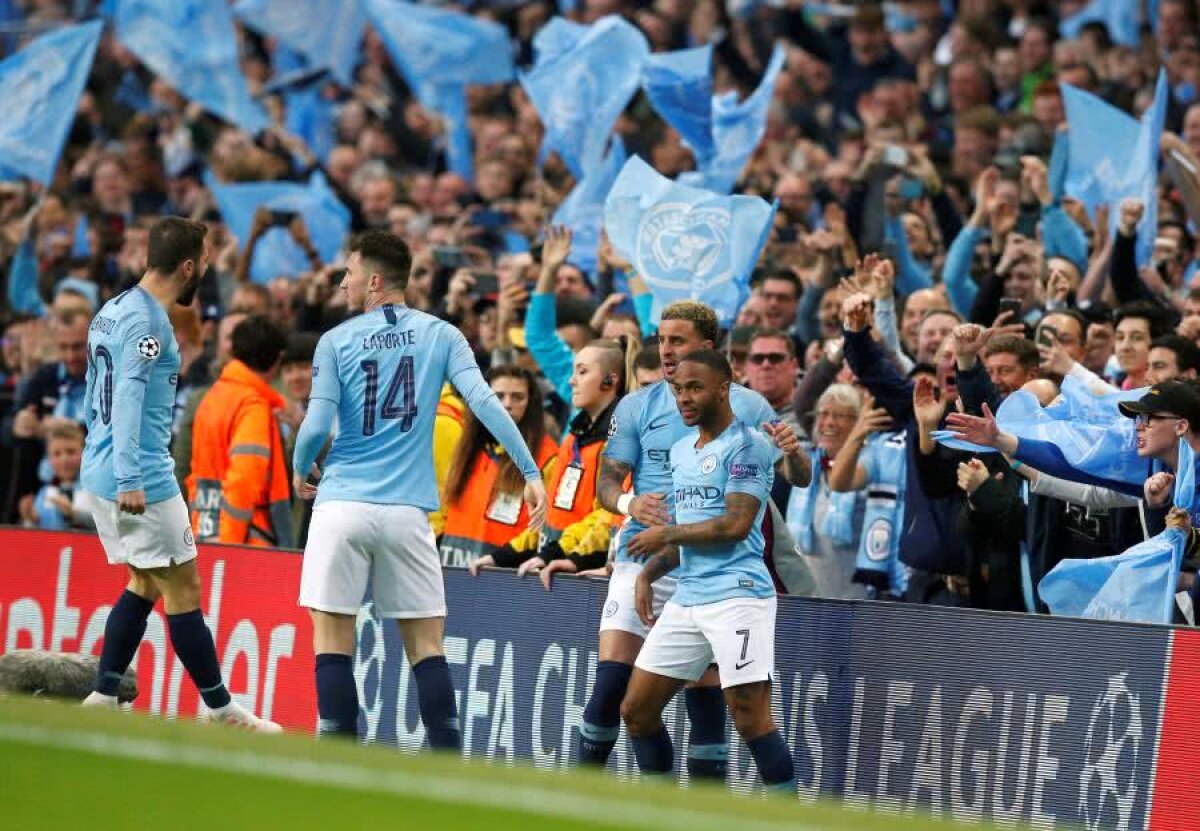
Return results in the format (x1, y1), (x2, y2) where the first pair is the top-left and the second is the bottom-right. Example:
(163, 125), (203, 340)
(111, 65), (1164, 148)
(1118, 381), (1200, 426)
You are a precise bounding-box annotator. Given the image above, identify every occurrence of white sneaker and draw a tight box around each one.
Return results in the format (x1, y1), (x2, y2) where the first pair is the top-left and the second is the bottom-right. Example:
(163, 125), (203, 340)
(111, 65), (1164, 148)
(208, 701), (283, 734)
(81, 691), (119, 709)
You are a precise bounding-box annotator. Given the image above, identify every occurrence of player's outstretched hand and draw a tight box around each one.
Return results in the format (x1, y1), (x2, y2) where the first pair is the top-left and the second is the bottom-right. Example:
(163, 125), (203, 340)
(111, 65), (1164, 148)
(628, 525), (668, 560)
(541, 558), (577, 591)
(524, 478), (548, 531)
(629, 492), (670, 526)
(117, 489), (145, 515)
(634, 571), (657, 628)
(468, 554), (495, 576)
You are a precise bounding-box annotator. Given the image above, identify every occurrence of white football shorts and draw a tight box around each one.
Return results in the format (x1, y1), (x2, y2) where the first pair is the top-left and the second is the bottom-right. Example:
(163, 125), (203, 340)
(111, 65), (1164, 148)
(82, 492), (197, 570)
(598, 560), (677, 639)
(635, 596), (777, 689)
(300, 501), (445, 619)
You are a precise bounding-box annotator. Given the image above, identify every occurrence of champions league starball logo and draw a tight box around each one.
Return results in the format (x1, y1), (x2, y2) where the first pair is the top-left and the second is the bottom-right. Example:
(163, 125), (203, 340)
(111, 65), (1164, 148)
(1079, 672), (1144, 831)
(634, 202), (733, 291)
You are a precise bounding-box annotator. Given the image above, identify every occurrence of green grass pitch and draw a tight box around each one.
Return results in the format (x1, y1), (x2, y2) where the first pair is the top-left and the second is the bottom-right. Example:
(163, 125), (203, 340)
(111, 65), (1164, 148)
(0, 696), (1006, 831)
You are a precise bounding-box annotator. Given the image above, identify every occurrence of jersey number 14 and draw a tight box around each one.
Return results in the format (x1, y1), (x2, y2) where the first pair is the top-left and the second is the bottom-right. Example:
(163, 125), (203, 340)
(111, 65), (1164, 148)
(360, 356), (418, 436)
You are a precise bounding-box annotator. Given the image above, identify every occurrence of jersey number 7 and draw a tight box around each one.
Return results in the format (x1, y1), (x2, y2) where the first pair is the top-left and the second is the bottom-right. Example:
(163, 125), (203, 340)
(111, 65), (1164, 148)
(360, 357), (418, 436)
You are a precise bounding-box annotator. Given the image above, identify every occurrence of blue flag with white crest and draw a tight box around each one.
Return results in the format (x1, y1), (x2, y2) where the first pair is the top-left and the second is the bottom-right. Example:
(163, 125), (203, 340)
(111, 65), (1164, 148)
(641, 46), (715, 164)
(1062, 71), (1167, 266)
(604, 155), (775, 326)
(522, 15), (649, 178)
(1039, 440), (1195, 624)
(233, 0), (365, 87)
(114, 0), (271, 134)
(552, 138), (626, 276)
(0, 21), (102, 185)
(207, 171), (350, 284)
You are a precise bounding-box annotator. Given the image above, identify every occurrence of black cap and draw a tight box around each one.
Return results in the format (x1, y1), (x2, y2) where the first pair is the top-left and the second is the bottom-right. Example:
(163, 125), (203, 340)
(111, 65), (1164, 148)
(1118, 381), (1200, 426)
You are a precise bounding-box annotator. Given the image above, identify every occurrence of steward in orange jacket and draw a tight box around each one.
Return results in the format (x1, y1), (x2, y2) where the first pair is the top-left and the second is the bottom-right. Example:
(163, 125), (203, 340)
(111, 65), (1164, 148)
(188, 318), (291, 547)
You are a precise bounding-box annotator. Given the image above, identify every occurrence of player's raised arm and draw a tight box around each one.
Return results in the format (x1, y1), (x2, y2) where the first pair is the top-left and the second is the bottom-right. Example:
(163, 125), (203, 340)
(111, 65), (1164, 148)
(111, 315), (162, 513)
(445, 327), (546, 527)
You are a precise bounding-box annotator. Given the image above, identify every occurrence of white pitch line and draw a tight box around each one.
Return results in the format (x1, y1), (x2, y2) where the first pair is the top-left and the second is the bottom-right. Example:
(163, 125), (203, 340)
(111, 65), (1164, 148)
(0, 722), (830, 831)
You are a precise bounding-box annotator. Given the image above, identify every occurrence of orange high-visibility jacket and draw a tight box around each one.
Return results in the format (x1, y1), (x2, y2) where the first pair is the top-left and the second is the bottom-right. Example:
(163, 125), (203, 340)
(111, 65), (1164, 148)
(439, 435), (558, 567)
(428, 385), (466, 536)
(188, 359), (293, 548)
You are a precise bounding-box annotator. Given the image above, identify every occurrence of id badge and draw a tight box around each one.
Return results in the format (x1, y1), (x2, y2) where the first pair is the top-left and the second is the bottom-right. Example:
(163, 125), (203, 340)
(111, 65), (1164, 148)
(487, 491), (522, 525)
(554, 464), (584, 511)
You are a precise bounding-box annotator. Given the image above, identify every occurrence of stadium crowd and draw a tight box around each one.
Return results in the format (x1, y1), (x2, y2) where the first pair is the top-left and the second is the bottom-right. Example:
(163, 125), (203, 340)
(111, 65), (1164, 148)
(2, 0), (1200, 622)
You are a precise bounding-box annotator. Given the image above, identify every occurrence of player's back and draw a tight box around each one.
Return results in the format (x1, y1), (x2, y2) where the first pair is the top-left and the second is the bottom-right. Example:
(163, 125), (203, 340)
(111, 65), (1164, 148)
(668, 419), (776, 607)
(81, 286), (180, 503)
(310, 303), (459, 509)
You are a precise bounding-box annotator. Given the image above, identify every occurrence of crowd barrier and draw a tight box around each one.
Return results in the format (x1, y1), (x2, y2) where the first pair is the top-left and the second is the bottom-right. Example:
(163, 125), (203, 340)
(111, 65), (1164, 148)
(1, 528), (1195, 830)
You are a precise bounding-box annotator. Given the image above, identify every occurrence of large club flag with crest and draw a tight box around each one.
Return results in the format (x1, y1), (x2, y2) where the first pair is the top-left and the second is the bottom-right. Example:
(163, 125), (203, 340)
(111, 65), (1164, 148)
(0, 20), (101, 184)
(1062, 70), (1167, 267)
(522, 15), (649, 179)
(233, 0), (365, 87)
(1039, 440), (1196, 624)
(604, 155), (776, 327)
(552, 137), (627, 276)
(641, 45), (716, 166)
(113, 0), (270, 134)
(207, 171), (350, 285)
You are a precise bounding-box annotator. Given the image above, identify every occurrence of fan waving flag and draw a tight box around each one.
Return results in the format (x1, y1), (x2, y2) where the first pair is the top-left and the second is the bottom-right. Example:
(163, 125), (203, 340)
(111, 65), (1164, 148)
(0, 20), (102, 184)
(701, 43), (786, 194)
(522, 15), (649, 178)
(363, 0), (514, 183)
(1039, 440), (1196, 624)
(207, 171), (350, 285)
(233, 0), (365, 86)
(1060, 0), (1141, 47)
(114, 0), (271, 134)
(1061, 70), (1167, 266)
(604, 155), (775, 327)
(641, 46), (715, 165)
(552, 138), (627, 276)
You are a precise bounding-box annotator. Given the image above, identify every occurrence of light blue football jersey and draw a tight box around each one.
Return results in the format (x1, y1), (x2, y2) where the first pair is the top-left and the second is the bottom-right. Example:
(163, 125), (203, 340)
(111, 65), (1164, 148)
(604, 379), (778, 563)
(308, 303), (538, 508)
(81, 286), (181, 504)
(668, 420), (776, 606)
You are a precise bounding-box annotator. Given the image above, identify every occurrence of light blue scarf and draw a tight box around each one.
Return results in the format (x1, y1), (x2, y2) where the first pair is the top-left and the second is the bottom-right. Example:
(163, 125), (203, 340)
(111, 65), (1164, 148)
(787, 447), (858, 554)
(852, 432), (908, 592)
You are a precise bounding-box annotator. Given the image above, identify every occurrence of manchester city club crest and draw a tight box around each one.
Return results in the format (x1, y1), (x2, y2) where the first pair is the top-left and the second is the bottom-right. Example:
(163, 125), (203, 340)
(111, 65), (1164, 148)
(700, 454), (717, 475)
(634, 202), (733, 290)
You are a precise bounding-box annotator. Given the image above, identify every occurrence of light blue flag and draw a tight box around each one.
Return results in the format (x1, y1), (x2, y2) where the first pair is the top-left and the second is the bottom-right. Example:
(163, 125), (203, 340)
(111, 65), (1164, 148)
(1039, 440), (1195, 624)
(641, 46), (715, 165)
(701, 43), (785, 194)
(0, 21), (102, 185)
(532, 16), (588, 64)
(995, 376), (1148, 485)
(1062, 71), (1166, 266)
(234, 0), (364, 87)
(604, 155), (775, 327)
(114, 0), (270, 134)
(930, 431), (998, 454)
(522, 15), (649, 178)
(1060, 0), (1141, 47)
(429, 83), (474, 183)
(207, 171), (350, 284)
(363, 0), (513, 103)
(552, 137), (627, 276)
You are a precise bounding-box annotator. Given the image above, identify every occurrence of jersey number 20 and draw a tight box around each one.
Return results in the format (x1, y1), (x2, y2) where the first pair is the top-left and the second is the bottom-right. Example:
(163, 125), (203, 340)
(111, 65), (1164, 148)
(89, 345), (114, 425)
(360, 357), (417, 436)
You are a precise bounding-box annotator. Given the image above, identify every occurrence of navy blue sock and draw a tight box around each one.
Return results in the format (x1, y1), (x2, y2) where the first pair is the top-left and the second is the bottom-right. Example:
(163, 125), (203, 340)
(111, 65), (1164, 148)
(167, 609), (231, 710)
(631, 725), (674, 776)
(315, 653), (359, 739)
(747, 729), (795, 792)
(685, 685), (728, 781)
(578, 661), (632, 767)
(95, 590), (154, 696)
(412, 655), (461, 751)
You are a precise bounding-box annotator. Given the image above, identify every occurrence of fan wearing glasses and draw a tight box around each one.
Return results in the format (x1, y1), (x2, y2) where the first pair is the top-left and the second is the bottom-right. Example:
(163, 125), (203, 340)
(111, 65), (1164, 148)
(743, 329), (803, 438)
(945, 381), (1200, 528)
